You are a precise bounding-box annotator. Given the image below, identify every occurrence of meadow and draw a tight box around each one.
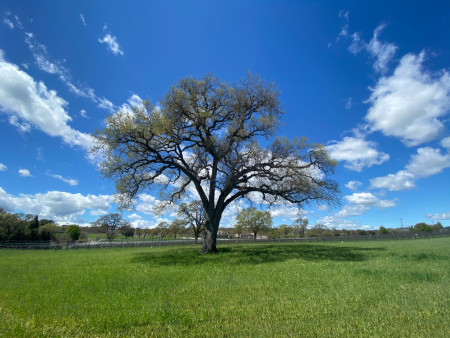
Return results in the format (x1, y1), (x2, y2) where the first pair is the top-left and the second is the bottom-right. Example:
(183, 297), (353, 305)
(0, 237), (448, 337)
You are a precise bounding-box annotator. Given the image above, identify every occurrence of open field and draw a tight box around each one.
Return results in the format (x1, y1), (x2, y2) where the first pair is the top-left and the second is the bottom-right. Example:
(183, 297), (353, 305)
(0, 238), (449, 337)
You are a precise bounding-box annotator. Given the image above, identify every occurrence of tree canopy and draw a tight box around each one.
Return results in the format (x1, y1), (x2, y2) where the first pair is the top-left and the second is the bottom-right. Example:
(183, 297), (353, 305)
(92, 73), (340, 252)
(236, 207), (272, 239)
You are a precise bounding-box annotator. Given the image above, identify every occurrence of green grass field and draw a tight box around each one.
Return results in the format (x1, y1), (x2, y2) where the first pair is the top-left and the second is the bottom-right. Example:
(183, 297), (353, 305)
(0, 238), (448, 337)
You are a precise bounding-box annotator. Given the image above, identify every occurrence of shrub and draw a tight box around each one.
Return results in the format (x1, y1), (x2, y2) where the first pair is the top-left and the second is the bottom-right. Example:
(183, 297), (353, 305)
(65, 225), (81, 241)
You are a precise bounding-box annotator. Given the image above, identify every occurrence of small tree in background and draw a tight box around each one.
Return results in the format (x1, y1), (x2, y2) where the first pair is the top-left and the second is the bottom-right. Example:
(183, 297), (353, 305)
(414, 222), (432, 232)
(236, 207), (272, 239)
(169, 219), (186, 238)
(293, 218), (308, 237)
(119, 223), (135, 239)
(93, 213), (128, 240)
(178, 201), (206, 243)
(156, 221), (169, 239)
(379, 226), (389, 234)
(65, 224), (81, 241)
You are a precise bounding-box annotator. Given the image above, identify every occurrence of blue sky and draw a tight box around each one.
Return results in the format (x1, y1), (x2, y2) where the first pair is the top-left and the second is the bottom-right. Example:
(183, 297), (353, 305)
(1, 0), (449, 229)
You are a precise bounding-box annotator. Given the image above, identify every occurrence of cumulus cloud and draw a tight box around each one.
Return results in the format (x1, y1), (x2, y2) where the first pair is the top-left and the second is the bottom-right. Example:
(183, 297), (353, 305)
(327, 134), (389, 171)
(18, 169), (31, 177)
(0, 50), (93, 149)
(0, 163), (7, 171)
(345, 180), (362, 191)
(427, 212), (450, 221)
(0, 186), (113, 223)
(369, 170), (415, 191)
(98, 25), (124, 56)
(47, 172), (78, 186)
(370, 147), (450, 191)
(317, 192), (395, 229)
(365, 52), (450, 146)
(441, 137), (450, 149)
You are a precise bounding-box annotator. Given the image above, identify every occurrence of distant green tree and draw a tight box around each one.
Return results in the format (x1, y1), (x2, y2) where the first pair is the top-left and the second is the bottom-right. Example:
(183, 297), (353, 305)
(178, 201), (206, 243)
(119, 223), (135, 239)
(65, 225), (81, 241)
(93, 213), (128, 240)
(169, 219), (186, 238)
(431, 222), (443, 232)
(134, 227), (143, 239)
(379, 226), (389, 234)
(156, 221), (169, 239)
(236, 207), (272, 240)
(414, 222), (432, 232)
(0, 210), (26, 240)
(293, 218), (308, 237)
(277, 224), (292, 237)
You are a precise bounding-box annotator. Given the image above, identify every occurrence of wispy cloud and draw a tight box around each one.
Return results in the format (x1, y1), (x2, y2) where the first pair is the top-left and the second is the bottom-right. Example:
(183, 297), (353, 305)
(80, 13), (87, 26)
(0, 163), (7, 171)
(24, 32), (116, 111)
(98, 25), (124, 56)
(47, 172), (79, 186)
(2, 10), (23, 30)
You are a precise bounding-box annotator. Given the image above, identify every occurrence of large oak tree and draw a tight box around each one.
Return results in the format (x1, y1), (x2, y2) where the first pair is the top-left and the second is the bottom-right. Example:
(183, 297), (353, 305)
(92, 74), (339, 253)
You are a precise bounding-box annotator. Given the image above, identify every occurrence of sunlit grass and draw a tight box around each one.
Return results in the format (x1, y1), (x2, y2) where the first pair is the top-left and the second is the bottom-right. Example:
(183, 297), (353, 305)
(0, 238), (449, 336)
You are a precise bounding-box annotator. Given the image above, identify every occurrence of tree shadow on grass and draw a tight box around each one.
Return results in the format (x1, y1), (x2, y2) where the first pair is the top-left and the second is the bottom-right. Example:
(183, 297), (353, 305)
(131, 243), (385, 267)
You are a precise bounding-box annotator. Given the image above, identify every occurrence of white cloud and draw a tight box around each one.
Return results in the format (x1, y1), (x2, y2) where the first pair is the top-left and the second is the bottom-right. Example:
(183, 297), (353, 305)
(18, 169), (31, 177)
(269, 205), (301, 222)
(427, 212), (450, 221)
(441, 137), (450, 149)
(344, 97), (352, 110)
(369, 170), (415, 191)
(406, 147), (450, 178)
(0, 163), (7, 171)
(317, 192), (395, 229)
(0, 50), (92, 149)
(366, 24), (397, 73)
(9, 115), (31, 133)
(3, 18), (14, 29)
(24, 33), (115, 111)
(47, 172), (78, 186)
(98, 97), (115, 111)
(0, 186), (113, 223)
(128, 213), (142, 220)
(345, 180), (362, 191)
(80, 109), (88, 118)
(80, 13), (87, 26)
(365, 52), (450, 146)
(370, 147), (450, 191)
(344, 23), (397, 73)
(327, 134), (389, 171)
(2, 11), (22, 30)
(98, 26), (124, 56)
(90, 209), (108, 217)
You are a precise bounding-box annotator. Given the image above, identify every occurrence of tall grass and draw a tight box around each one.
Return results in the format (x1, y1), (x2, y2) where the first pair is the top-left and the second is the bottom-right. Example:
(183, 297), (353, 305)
(0, 238), (448, 336)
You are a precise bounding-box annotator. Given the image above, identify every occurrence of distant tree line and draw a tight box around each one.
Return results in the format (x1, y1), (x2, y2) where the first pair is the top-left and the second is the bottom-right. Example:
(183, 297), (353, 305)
(0, 208), (59, 241)
(1, 206), (447, 243)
